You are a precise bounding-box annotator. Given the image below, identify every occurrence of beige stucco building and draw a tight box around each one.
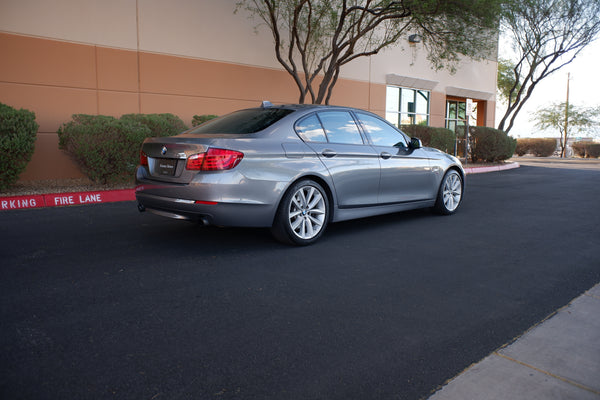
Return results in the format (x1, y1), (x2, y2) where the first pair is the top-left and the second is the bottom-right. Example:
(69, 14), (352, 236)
(0, 0), (497, 181)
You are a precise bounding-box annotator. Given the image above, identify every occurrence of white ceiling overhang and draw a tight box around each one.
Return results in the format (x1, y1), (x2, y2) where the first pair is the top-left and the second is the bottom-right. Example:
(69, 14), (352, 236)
(385, 74), (439, 91)
(446, 86), (495, 101)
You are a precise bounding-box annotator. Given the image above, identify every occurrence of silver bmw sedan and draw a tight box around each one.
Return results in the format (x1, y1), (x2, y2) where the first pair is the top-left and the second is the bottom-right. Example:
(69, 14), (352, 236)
(135, 102), (464, 245)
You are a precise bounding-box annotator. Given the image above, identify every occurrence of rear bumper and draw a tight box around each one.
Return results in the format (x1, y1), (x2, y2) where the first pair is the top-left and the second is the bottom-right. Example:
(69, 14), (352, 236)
(135, 188), (277, 227)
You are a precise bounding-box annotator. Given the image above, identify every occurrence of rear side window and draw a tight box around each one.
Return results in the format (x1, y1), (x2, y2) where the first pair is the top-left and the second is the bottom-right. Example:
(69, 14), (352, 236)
(188, 108), (293, 134)
(317, 111), (363, 145)
(295, 114), (327, 142)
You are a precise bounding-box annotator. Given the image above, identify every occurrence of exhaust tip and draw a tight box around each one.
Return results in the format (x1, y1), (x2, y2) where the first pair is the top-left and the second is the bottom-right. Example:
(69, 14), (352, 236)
(199, 217), (210, 226)
(137, 203), (146, 212)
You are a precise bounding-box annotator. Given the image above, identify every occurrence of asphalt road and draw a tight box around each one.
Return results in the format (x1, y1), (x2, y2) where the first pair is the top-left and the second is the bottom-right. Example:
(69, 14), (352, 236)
(1, 162), (599, 400)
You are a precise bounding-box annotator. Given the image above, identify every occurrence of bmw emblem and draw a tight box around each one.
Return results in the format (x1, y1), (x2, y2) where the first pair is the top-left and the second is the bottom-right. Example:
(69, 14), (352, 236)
(161, 146), (168, 155)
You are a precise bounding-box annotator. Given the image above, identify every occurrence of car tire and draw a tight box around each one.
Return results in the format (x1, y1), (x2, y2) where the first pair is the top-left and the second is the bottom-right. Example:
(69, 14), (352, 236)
(433, 169), (463, 215)
(271, 179), (329, 245)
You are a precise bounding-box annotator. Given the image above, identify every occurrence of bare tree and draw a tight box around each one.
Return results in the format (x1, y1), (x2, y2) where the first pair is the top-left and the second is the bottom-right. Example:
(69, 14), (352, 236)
(497, 0), (600, 133)
(237, 0), (501, 104)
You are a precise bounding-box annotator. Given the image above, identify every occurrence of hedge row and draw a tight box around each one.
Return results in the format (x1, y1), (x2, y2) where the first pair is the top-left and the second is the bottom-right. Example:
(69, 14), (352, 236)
(0, 103), (39, 190)
(572, 142), (600, 158)
(121, 113), (188, 137)
(400, 125), (455, 154)
(469, 126), (517, 163)
(58, 113), (187, 184)
(515, 138), (557, 157)
(402, 124), (516, 162)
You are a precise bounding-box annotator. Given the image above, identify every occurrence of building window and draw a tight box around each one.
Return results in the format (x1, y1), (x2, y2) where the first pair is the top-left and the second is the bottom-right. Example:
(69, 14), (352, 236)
(386, 86), (430, 127)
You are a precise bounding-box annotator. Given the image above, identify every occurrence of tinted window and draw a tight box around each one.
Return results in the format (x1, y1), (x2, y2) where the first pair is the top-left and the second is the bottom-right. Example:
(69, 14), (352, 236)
(295, 114), (327, 142)
(357, 112), (408, 147)
(188, 108), (293, 134)
(317, 111), (363, 145)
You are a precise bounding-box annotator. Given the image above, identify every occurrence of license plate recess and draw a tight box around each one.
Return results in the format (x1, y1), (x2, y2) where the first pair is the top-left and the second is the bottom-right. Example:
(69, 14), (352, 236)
(157, 158), (178, 176)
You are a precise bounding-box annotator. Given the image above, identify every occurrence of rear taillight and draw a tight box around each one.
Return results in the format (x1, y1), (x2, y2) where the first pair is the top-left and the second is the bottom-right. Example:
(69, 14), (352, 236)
(186, 148), (244, 171)
(186, 153), (205, 170)
(140, 151), (148, 166)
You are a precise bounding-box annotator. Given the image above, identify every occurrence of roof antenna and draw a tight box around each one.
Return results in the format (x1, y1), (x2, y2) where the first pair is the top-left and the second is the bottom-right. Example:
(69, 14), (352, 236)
(261, 101), (273, 108)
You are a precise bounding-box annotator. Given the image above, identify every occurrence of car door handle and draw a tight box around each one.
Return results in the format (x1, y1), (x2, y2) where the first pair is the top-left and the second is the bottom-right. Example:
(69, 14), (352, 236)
(321, 149), (337, 158)
(380, 152), (392, 160)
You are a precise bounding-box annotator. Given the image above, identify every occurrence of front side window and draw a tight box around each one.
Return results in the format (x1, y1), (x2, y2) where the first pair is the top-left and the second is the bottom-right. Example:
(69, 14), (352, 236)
(317, 111), (363, 145)
(386, 86), (430, 127)
(356, 112), (408, 148)
(188, 108), (293, 134)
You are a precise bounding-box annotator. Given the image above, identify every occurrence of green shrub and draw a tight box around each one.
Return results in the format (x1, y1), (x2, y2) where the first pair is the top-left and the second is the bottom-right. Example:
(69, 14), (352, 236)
(121, 113), (188, 136)
(515, 138), (557, 157)
(58, 113), (190, 184)
(588, 144), (600, 158)
(469, 127), (516, 163)
(515, 139), (528, 156)
(192, 114), (218, 127)
(58, 115), (151, 184)
(0, 103), (39, 190)
(572, 141), (600, 158)
(401, 125), (455, 154)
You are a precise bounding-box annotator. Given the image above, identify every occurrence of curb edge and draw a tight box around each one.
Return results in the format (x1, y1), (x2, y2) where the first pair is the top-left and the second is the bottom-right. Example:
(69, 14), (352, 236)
(1, 189), (135, 211)
(465, 162), (520, 175)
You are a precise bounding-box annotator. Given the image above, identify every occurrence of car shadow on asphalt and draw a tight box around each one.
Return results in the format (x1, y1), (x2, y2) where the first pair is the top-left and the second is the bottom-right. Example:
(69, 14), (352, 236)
(135, 207), (437, 251)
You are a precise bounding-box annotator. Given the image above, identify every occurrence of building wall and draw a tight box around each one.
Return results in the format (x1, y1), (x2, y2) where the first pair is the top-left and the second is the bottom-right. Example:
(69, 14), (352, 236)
(0, 0), (497, 181)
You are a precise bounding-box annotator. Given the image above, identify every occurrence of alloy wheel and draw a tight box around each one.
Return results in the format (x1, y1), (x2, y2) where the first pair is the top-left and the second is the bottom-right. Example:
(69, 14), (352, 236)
(288, 185), (327, 240)
(442, 171), (462, 212)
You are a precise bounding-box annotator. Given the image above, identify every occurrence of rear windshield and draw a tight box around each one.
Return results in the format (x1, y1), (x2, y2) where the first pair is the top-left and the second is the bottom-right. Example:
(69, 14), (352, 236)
(187, 108), (294, 134)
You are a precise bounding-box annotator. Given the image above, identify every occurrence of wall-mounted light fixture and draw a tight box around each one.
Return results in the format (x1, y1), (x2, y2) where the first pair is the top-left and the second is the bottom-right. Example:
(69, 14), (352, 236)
(408, 34), (422, 44)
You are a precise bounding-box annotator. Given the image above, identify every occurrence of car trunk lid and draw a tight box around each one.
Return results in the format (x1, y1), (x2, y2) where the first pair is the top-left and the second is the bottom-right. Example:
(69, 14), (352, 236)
(140, 136), (209, 184)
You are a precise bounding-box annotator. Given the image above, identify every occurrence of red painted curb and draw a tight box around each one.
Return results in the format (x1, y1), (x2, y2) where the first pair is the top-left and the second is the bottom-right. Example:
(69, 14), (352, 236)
(464, 162), (520, 174)
(0, 189), (135, 211)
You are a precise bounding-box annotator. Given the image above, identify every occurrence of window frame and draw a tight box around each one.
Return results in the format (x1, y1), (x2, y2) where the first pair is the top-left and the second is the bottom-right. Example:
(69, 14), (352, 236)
(385, 86), (431, 128)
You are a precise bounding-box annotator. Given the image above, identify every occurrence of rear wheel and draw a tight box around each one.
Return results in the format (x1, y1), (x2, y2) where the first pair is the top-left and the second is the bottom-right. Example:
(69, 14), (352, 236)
(271, 179), (329, 245)
(433, 170), (463, 215)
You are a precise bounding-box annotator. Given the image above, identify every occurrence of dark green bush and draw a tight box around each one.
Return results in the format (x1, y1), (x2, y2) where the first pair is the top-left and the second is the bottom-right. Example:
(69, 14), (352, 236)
(572, 141), (600, 158)
(401, 125), (455, 154)
(192, 114), (218, 127)
(469, 127), (516, 163)
(515, 138), (557, 157)
(0, 103), (39, 190)
(58, 113), (190, 184)
(121, 113), (188, 136)
(58, 115), (151, 184)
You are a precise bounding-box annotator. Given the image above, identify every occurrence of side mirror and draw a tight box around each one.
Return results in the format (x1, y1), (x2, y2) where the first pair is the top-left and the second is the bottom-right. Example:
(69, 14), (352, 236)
(409, 137), (423, 149)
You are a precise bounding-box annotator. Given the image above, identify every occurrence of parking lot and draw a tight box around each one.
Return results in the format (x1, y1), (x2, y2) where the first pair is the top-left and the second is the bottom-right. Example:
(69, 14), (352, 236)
(1, 160), (599, 399)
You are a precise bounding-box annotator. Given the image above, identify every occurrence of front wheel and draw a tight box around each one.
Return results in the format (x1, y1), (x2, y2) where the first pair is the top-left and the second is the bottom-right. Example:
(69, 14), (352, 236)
(271, 179), (329, 245)
(433, 170), (463, 215)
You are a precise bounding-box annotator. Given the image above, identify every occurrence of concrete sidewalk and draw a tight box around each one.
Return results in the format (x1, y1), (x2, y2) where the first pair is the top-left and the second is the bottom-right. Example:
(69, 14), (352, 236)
(428, 283), (600, 399)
